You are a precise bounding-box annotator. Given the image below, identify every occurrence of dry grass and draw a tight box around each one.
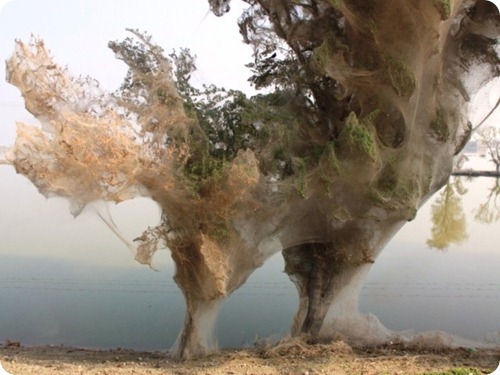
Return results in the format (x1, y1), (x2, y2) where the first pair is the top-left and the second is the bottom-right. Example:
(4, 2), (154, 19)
(1, 338), (498, 375)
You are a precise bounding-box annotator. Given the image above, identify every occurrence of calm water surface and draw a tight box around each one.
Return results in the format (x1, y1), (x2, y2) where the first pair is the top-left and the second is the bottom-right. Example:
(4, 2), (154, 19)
(1, 177), (499, 350)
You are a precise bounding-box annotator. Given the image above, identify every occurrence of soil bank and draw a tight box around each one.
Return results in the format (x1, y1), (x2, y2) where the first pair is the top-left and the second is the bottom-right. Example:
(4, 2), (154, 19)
(1, 339), (499, 375)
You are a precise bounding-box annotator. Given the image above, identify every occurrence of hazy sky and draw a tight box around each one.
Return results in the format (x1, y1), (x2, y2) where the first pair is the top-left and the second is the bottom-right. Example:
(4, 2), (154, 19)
(0, 0), (255, 266)
(0, 0), (255, 144)
(0, 0), (499, 267)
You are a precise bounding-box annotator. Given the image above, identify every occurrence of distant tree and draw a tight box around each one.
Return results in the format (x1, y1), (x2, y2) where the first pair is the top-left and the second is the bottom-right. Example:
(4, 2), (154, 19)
(478, 126), (500, 174)
(2, 0), (499, 359)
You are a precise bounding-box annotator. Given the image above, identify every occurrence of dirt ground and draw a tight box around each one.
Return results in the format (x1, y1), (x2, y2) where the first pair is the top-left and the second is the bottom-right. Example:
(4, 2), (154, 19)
(1, 339), (499, 375)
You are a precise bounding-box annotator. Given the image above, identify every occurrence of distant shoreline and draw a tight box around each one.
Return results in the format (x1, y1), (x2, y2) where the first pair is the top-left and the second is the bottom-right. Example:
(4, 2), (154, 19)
(452, 170), (500, 177)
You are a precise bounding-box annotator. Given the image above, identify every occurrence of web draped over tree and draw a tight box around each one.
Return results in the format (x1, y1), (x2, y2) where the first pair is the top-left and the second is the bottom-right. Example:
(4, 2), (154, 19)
(1, 0), (499, 359)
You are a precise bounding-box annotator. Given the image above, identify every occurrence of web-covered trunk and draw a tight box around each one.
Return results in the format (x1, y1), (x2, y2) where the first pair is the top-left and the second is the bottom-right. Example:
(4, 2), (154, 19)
(165, 232), (267, 359)
(172, 298), (223, 359)
(282, 220), (404, 342)
(284, 243), (344, 337)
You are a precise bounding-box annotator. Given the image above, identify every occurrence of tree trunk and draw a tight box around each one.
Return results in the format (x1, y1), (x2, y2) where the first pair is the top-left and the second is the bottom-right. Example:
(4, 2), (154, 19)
(283, 221), (405, 343)
(168, 234), (265, 359)
(283, 243), (359, 339)
(172, 297), (223, 360)
(284, 243), (331, 337)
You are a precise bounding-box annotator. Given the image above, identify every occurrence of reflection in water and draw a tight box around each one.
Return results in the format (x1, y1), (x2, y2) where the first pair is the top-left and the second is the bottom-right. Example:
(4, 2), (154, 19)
(428, 176), (500, 250)
(427, 178), (468, 250)
(474, 178), (500, 224)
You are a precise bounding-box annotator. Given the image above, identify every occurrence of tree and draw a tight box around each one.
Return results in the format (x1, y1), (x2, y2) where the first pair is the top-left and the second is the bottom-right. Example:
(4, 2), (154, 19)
(232, 0), (499, 344)
(2, 0), (499, 359)
(478, 126), (500, 174)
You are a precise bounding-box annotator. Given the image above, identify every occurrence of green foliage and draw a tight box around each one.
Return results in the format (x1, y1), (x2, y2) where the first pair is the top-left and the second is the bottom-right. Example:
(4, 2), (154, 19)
(294, 157), (308, 198)
(318, 142), (342, 187)
(384, 54), (417, 98)
(109, 29), (176, 107)
(369, 162), (418, 214)
(208, 219), (231, 243)
(368, 184), (413, 211)
(313, 36), (348, 73)
(246, 51), (301, 90)
(168, 48), (200, 115)
(377, 162), (398, 193)
(430, 108), (450, 142)
(339, 112), (379, 161)
(432, 0), (452, 20)
(167, 49), (301, 194)
(170, 50), (257, 166)
(329, 0), (343, 10)
(182, 137), (225, 196)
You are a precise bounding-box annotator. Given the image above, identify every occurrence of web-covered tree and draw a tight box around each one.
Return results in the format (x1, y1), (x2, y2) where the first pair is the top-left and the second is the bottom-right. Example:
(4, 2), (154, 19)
(1, 0), (499, 360)
(228, 0), (500, 342)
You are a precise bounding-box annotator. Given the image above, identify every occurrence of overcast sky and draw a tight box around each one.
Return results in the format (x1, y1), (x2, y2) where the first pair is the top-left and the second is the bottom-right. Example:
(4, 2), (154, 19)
(0, 0), (255, 144)
(0, 0), (499, 267)
(0, 0), (256, 267)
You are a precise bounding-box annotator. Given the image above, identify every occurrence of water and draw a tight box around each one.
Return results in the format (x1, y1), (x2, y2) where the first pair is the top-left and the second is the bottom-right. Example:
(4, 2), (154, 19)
(0, 255), (296, 350)
(0, 177), (499, 350)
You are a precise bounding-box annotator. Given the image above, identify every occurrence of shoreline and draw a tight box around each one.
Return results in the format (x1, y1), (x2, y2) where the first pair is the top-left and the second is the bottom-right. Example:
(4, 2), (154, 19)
(1, 339), (499, 374)
(452, 170), (500, 178)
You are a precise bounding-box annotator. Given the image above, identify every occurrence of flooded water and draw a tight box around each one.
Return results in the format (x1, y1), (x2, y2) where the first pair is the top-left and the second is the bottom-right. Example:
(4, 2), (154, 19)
(0, 176), (499, 350)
